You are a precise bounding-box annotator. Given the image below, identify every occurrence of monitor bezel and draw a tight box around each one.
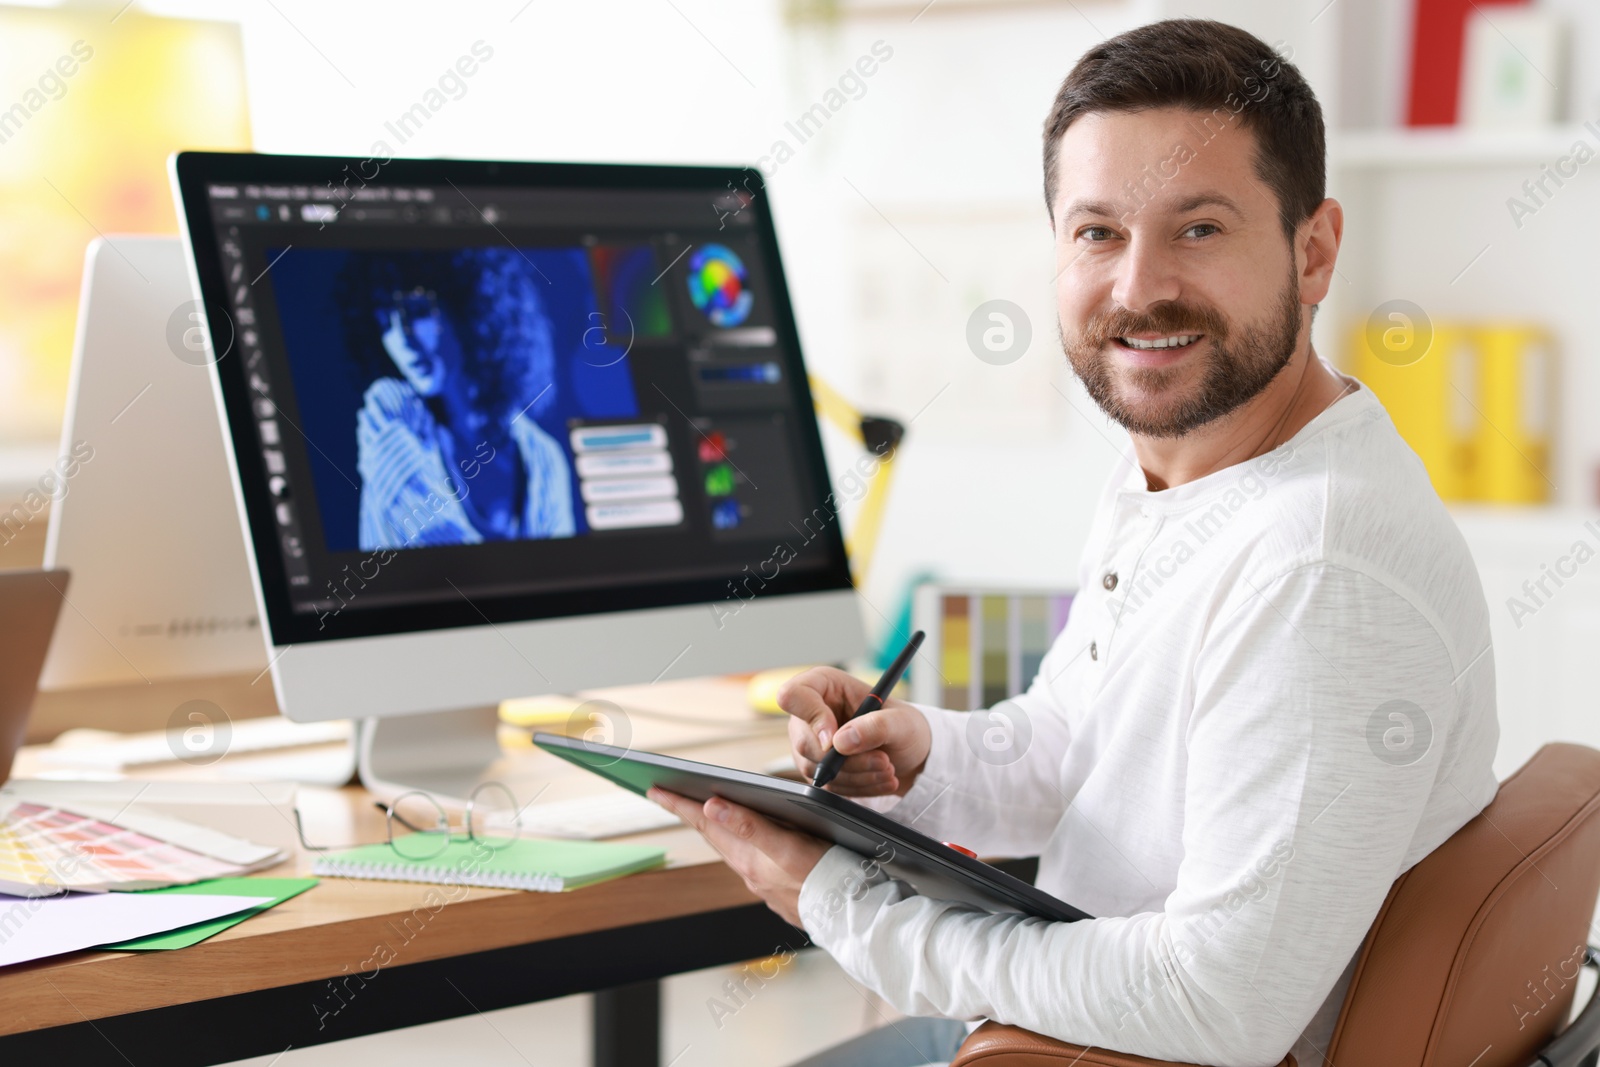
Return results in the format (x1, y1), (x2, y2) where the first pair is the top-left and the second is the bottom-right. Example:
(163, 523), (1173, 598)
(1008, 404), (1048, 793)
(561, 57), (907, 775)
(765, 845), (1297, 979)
(172, 150), (856, 648)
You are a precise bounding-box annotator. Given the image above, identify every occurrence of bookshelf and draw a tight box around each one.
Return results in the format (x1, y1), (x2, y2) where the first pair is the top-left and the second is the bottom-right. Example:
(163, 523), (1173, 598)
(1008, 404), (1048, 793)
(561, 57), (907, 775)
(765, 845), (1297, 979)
(1332, 125), (1598, 169)
(1321, 121), (1597, 511)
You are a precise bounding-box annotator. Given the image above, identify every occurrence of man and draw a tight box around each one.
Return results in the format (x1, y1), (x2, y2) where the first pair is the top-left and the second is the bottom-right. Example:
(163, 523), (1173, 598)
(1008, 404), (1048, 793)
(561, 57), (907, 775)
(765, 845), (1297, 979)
(650, 19), (1498, 1067)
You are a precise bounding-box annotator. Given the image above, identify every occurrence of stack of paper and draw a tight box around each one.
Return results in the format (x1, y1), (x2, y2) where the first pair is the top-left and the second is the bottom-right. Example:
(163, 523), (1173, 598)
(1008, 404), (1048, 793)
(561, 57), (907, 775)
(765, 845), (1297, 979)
(0, 892), (275, 967)
(101, 877), (317, 951)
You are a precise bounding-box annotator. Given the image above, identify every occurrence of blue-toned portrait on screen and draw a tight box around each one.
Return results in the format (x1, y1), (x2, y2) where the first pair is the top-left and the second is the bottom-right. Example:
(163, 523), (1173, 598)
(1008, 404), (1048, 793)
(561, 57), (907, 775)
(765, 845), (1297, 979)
(353, 250), (573, 549)
(268, 245), (640, 554)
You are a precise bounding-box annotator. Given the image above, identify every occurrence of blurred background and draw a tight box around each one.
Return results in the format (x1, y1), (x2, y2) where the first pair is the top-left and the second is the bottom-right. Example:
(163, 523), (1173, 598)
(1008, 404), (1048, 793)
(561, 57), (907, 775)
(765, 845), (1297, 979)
(0, 0), (1595, 1060)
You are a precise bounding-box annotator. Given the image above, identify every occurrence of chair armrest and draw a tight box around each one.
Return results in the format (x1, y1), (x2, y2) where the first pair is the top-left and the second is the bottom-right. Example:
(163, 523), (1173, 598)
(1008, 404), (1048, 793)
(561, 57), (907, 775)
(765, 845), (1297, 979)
(1534, 946), (1600, 1067)
(951, 1022), (1296, 1067)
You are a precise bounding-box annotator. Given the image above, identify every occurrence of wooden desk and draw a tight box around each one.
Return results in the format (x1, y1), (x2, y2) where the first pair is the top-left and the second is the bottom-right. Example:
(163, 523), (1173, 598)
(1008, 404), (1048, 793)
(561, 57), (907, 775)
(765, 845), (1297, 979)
(0, 677), (807, 1067)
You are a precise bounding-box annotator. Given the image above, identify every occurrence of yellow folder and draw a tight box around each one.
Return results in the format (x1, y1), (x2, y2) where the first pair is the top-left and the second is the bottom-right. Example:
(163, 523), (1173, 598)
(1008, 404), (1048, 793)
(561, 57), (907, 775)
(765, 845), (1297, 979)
(1350, 322), (1554, 504)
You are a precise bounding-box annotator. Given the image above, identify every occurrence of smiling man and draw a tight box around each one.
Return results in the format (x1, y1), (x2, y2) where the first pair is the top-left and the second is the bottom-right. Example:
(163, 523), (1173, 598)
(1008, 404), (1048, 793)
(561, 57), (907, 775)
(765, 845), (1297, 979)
(650, 19), (1499, 1067)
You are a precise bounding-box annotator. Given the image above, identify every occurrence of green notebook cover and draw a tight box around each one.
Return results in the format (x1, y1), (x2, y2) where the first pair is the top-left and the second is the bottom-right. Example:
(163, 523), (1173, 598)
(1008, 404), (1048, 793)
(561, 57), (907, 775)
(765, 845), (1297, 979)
(311, 836), (665, 892)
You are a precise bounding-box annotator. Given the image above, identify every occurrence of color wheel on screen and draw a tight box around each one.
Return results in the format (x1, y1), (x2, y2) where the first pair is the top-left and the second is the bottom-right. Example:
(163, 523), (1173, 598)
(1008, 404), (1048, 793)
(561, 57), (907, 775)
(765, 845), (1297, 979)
(686, 244), (754, 328)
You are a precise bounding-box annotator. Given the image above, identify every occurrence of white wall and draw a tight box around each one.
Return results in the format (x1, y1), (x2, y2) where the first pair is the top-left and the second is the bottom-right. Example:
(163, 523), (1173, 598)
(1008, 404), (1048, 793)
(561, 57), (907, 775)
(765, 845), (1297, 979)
(1459, 509), (1600, 777)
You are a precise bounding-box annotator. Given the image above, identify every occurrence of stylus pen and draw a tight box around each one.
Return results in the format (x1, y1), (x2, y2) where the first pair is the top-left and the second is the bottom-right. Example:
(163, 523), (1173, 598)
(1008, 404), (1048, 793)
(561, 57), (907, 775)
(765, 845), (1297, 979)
(812, 629), (925, 790)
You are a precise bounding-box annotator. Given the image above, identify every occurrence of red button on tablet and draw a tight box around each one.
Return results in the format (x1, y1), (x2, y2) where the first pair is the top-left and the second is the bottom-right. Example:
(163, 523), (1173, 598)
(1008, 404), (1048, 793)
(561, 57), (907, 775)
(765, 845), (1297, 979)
(943, 842), (977, 859)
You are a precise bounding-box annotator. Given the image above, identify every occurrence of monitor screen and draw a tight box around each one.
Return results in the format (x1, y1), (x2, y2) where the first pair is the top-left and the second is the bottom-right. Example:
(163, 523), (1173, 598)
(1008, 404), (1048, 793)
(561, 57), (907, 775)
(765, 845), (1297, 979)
(173, 154), (854, 647)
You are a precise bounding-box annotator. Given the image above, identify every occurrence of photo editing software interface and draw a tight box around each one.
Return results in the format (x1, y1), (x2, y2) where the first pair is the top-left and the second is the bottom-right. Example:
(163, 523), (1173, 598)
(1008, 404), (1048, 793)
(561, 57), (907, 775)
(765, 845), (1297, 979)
(197, 174), (846, 636)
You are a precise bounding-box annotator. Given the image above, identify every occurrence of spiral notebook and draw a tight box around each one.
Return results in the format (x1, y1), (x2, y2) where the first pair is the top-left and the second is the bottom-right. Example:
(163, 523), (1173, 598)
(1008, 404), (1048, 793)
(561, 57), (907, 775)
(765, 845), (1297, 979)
(311, 836), (666, 892)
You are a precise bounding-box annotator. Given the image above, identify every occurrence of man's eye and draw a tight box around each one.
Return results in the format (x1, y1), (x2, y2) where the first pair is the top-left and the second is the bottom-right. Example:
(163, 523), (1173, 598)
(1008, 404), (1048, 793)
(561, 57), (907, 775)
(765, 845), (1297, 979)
(1182, 223), (1219, 239)
(1079, 226), (1117, 242)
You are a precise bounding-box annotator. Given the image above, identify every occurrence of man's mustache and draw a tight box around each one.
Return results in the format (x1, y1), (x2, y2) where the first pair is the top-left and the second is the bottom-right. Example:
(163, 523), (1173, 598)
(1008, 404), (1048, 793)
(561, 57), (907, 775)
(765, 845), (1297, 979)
(1078, 303), (1230, 349)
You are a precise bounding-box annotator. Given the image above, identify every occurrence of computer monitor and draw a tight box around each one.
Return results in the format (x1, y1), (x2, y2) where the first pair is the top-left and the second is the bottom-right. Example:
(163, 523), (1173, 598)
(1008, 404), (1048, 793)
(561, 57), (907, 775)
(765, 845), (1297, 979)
(170, 152), (866, 797)
(41, 235), (268, 690)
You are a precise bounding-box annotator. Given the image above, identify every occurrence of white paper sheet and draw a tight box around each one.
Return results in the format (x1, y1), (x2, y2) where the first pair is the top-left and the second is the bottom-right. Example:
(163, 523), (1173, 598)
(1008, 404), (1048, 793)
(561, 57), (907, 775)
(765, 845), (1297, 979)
(0, 892), (273, 967)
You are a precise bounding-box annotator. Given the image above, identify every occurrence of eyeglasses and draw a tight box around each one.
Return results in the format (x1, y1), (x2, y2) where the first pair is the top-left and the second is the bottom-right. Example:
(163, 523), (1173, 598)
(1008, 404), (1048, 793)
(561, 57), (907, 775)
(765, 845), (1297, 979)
(294, 781), (523, 860)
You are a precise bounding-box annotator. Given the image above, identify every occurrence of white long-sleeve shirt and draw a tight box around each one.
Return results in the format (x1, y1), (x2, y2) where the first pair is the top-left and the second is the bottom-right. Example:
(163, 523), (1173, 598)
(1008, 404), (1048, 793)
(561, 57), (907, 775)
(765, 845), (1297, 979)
(797, 384), (1500, 1067)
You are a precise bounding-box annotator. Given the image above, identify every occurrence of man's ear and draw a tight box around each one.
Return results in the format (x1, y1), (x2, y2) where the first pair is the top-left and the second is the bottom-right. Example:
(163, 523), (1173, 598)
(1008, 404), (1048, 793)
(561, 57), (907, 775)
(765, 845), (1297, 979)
(1297, 197), (1343, 307)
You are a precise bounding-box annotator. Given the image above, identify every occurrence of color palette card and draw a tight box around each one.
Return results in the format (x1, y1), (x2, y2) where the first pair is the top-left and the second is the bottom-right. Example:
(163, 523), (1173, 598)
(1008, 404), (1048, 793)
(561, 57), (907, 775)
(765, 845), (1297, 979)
(0, 800), (269, 897)
(911, 585), (1074, 710)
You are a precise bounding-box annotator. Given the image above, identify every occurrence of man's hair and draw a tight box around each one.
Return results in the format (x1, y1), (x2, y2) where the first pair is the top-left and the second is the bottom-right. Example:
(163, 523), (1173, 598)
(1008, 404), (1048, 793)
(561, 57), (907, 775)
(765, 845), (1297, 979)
(1041, 19), (1325, 240)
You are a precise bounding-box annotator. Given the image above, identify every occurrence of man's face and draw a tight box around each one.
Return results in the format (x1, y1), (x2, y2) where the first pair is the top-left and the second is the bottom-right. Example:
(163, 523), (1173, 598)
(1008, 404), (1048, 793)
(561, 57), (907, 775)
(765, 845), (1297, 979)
(381, 306), (461, 399)
(1050, 108), (1305, 438)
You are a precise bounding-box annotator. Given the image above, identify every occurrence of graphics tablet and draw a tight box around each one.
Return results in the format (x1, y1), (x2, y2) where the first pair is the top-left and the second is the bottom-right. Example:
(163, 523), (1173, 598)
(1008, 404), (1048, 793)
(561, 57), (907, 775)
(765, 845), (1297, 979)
(534, 733), (1090, 923)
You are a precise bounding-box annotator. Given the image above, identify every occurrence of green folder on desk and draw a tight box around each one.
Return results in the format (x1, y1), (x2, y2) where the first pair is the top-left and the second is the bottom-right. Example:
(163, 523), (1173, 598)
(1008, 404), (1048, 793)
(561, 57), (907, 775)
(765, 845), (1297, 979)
(102, 877), (320, 951)
(312, 837), (666, 892)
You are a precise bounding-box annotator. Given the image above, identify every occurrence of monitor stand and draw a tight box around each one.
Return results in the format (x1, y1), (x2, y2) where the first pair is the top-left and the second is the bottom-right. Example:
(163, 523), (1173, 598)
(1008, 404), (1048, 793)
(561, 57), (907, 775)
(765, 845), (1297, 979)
(356, 705), (504, 805)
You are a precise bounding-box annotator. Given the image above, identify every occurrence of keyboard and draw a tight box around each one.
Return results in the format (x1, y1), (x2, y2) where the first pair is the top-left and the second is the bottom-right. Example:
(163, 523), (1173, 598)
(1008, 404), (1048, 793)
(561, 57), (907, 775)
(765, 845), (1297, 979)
(517, 791), (681, 840)
(37, 717), (353, 771)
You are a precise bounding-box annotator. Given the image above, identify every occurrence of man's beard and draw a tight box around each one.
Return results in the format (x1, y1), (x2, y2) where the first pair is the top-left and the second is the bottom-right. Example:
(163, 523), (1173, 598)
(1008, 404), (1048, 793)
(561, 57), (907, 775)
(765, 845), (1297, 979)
(1061, 266), (1304, 439)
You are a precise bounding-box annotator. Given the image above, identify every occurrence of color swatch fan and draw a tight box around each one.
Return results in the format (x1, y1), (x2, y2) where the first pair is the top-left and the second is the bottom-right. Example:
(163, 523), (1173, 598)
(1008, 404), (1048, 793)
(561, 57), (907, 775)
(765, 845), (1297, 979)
(686, 244), (754, 327)
(0, 797), (285, 897)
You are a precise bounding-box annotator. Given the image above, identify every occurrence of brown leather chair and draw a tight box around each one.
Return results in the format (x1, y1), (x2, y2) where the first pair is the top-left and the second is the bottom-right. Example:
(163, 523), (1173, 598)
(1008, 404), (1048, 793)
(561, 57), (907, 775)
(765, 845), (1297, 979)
(951, 743), (1600, 1067)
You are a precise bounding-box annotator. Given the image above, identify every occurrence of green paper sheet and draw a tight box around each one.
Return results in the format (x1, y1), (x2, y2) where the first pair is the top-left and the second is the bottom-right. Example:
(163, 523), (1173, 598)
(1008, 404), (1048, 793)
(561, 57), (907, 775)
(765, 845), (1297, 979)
(100, 877), (319, 951)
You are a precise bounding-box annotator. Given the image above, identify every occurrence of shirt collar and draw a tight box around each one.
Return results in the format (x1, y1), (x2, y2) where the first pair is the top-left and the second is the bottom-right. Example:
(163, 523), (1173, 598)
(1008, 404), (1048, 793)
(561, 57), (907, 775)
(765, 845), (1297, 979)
(1111, 381), (1375, 512)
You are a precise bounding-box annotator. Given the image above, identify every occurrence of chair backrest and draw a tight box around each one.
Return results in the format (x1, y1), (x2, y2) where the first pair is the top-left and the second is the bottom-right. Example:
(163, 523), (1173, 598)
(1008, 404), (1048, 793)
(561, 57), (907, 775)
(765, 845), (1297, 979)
(1325, 743), (1600, 1067)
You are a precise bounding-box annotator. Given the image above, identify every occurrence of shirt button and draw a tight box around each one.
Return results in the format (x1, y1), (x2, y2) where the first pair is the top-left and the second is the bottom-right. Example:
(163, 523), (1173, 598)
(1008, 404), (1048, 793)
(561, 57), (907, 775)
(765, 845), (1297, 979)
(1089, 640), (1098, 661)
(1102, 572), (1118, 591)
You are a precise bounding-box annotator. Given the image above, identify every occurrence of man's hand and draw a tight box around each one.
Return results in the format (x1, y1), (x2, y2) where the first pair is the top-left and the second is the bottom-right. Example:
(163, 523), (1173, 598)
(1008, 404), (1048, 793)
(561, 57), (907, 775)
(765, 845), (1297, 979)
(779, 666), (932, 797)
(647, 788), (829, 926)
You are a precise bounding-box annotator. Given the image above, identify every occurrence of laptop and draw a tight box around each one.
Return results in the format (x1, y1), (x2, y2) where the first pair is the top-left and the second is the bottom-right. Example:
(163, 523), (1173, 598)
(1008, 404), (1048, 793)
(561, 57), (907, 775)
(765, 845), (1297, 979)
(0, 569), (68, 783)
(40, 235), (267, 689)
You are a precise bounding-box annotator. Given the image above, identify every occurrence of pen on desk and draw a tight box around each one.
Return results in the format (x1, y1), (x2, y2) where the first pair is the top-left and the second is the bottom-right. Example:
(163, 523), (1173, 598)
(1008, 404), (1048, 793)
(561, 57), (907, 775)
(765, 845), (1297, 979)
(812, 629), (925, 790)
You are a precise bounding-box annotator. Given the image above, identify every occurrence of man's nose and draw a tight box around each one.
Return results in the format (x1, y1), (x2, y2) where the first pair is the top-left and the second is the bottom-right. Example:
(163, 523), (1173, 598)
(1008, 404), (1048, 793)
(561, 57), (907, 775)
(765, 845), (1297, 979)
(1110, 235), (1182, 312)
